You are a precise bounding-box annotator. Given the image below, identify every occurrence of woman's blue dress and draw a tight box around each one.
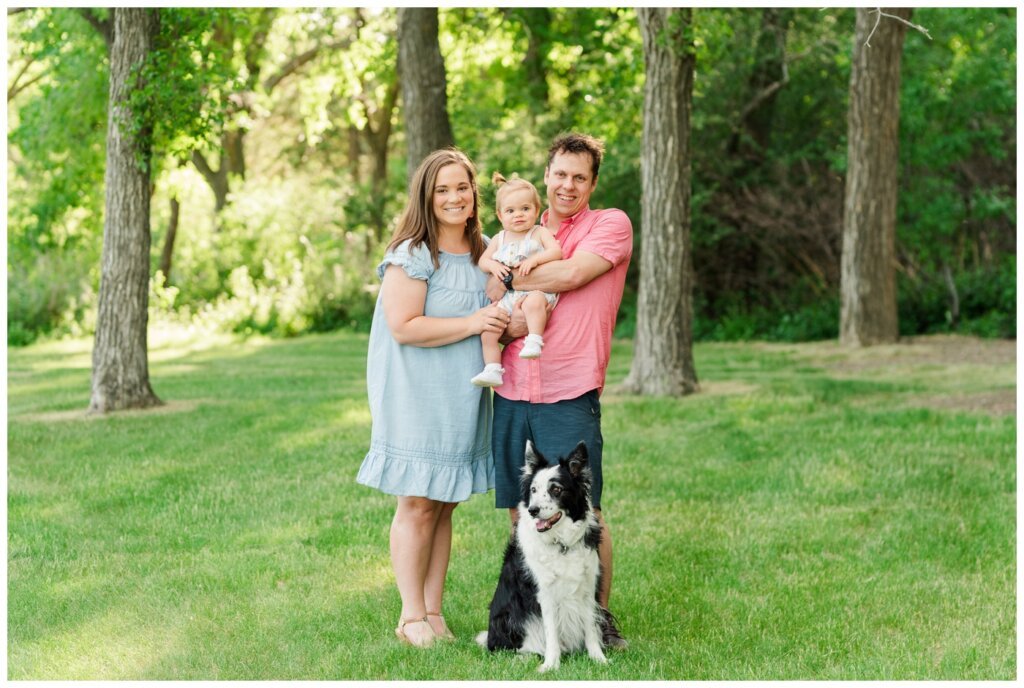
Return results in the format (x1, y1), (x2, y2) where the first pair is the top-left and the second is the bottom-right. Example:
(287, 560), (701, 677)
(357, 239), (494, 502)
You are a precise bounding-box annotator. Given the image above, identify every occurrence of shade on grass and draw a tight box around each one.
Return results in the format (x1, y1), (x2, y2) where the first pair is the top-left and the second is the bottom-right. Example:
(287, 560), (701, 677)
(7, 331), (1015, 679)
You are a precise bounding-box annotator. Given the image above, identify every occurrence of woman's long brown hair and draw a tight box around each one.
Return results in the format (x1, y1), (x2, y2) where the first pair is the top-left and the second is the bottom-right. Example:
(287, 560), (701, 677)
(386, 148), (485, 268)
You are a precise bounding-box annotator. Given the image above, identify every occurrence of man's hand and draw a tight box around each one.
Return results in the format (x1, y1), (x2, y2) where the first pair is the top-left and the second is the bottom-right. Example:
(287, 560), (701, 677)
(501, 298), (530, 342)
(499, 297), (555, 345)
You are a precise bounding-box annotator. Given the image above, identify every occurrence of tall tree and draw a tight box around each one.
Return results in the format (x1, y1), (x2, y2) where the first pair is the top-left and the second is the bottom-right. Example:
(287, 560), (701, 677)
(839, 8), (912, 346)
(90, 8), (162, 412)
(622, 7), (699, 396)
(397, 7), (454, 179)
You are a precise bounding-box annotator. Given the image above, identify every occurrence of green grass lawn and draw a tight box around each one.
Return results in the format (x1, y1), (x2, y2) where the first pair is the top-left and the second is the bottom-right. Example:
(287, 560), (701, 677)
(7, 329), (1016, 679)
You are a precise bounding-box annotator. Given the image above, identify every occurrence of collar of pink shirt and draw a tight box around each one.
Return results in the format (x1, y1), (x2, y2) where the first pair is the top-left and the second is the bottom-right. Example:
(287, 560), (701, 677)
(540, 205), (590, 237)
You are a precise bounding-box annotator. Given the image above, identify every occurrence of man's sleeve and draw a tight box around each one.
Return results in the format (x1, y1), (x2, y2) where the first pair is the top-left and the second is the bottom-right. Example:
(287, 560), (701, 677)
(575, 209), (633, 267)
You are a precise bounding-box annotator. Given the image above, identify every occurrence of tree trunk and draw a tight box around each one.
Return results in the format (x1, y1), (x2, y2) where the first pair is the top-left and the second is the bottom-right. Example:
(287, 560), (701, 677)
(348, 124), (363, 185)
(839, 8), (910, 346)
(224, 128), (246, 180)
(90, 7), (162, 412)
(503, 7), (552, 120)
(621, 7), (699, 397)
(191, 149), (229, 214)
(364, 79), (399, 241)
(397, 7), (454, 181)
(158, 195), (180, 283)
(730, 8), (789, 160)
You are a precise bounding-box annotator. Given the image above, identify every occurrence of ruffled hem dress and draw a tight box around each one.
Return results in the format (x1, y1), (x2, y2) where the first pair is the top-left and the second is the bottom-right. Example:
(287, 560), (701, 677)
(356, 238), (495, 502)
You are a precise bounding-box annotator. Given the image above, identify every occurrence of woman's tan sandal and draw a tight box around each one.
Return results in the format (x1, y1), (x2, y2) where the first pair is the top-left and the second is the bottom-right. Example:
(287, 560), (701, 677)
(395, 616), (436, 648)
(426, 611), (456, 641)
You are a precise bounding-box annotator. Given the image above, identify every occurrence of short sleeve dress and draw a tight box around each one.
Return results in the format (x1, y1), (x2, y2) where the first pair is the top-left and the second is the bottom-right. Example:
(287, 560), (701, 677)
(356, 238), (495, 502)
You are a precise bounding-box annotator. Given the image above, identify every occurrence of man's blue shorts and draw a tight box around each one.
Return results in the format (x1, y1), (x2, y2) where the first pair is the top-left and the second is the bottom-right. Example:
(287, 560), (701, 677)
(492, 389), (604, 510)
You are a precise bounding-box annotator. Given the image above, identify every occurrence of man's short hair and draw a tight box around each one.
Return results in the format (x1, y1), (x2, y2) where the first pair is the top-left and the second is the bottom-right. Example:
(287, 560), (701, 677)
(547, 132), (605, 180)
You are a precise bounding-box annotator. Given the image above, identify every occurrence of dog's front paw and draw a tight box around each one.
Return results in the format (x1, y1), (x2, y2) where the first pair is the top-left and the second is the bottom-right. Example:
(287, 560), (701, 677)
(537, 658), (560, 673)
(589, 649), (608, 664)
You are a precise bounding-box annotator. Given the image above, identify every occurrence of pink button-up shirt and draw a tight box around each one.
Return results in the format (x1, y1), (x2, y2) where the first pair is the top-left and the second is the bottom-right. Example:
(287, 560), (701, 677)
(497, 205), (633, 404)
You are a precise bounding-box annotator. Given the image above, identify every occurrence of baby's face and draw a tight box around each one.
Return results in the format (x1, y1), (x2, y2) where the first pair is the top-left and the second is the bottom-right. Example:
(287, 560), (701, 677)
(498, 187), (539, 232)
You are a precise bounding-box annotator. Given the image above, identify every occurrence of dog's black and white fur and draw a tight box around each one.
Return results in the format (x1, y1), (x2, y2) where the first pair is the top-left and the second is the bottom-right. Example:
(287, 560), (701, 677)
(475, 440), (606, 672)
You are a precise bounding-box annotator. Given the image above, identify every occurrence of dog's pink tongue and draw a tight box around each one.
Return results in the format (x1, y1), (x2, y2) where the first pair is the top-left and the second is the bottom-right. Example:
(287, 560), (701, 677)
(535, 512), (561, 531)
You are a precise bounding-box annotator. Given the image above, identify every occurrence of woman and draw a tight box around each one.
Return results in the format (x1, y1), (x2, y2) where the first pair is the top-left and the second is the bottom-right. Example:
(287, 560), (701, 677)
(357, 149), (510, 648)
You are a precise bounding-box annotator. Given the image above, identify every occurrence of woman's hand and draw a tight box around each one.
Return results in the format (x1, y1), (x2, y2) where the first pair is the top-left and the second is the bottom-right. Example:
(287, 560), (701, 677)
(485, 275), (506, 303)
(468, 303), (511, 335)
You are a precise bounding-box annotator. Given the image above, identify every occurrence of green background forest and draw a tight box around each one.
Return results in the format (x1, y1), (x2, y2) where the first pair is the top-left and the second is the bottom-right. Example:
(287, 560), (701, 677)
(6, 7), (1016, 346)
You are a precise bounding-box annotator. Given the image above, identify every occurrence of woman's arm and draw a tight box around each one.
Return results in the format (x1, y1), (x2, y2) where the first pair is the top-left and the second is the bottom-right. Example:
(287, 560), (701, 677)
(381, 265), (509, 347)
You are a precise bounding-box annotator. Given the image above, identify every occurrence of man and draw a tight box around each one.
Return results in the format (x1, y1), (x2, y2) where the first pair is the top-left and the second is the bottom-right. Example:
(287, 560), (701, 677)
(488, 132), (632, 649)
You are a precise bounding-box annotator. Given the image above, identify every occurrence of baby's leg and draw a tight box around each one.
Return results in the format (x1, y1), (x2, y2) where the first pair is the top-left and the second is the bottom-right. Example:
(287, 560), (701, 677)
(521, 292), (550, 337)
(481, 328), (503, 365)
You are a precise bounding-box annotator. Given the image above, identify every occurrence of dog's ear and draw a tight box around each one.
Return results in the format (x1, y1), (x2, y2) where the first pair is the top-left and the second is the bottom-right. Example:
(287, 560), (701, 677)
(565, 441), (589, 478)
(524, 440), (547, 473)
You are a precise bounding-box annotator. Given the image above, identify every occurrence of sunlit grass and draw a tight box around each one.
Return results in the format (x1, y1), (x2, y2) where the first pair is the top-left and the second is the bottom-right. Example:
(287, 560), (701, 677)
(7, 330), (1015, 679)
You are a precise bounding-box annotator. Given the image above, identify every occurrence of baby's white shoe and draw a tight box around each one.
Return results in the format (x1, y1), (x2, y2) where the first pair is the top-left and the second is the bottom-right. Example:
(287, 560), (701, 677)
(471, 363), (505, 387)
(519, 334), (544, 359)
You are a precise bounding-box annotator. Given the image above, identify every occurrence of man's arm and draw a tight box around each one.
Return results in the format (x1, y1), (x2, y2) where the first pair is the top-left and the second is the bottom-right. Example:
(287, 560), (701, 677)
(498, 250), (613, 295)
(496, 250), (613, 340)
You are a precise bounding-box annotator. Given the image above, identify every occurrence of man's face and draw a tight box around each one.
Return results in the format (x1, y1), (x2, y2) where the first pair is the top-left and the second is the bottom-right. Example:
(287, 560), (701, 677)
(544, 151), (597, 220)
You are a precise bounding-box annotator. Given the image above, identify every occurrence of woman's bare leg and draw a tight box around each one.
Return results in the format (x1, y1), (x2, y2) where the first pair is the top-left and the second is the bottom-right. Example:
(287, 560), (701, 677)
(390, 496), (441, 645)
(424, 502), (458, 637)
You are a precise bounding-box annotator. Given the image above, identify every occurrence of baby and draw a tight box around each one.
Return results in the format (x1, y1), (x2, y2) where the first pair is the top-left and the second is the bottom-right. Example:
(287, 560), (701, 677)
(471, 173), (562, 387)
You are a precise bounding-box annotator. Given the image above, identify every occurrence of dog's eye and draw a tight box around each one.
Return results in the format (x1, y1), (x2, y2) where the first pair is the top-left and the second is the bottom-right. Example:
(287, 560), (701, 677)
(550, 485), (561, 496)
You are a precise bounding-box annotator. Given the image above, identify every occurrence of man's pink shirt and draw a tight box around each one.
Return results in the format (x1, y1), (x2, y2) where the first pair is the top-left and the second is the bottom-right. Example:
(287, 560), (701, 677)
(496, 205), (633, 404)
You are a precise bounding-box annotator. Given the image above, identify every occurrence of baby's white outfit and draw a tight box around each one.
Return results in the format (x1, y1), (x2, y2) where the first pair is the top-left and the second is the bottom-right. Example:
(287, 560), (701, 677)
(492, 226), (559, 313)
(469, 226), (558, 387)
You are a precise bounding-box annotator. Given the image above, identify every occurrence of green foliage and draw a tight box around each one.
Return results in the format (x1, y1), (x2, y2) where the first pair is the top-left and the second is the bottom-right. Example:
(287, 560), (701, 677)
(147, 175), (378, 338)
(442, 7), (643, 233)
(126, 9), (230, 167)
(685, 288), (839, 343)
(8, 9), (109, 250)
(897, 8), (1016, 270)
(6, 250), (94, 346)
(6, 7), (1016, 345)
(7, 333), (1015, 678)
(898, 255), (1016, 339)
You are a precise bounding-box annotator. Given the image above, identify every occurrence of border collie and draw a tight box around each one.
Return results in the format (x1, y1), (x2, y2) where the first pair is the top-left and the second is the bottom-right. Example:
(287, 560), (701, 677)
(475, 440), (607, 672)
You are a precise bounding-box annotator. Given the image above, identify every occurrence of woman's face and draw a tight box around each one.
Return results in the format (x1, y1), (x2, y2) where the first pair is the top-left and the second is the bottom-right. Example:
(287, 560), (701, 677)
(432, 163), (475, 231)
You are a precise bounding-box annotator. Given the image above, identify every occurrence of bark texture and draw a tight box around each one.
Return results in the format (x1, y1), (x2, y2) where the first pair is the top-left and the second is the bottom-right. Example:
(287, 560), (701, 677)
(397, 7), (454, 180)
(839, 8), (911, 346)
(90, 8), (162, 413)
(622, 7), (699, 396)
